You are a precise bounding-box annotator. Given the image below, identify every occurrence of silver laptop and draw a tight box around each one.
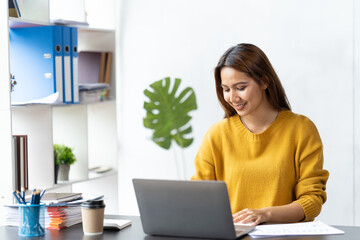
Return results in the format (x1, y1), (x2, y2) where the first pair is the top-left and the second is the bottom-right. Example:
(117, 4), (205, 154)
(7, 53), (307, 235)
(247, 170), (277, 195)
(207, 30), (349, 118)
(133, 179), (254, 239)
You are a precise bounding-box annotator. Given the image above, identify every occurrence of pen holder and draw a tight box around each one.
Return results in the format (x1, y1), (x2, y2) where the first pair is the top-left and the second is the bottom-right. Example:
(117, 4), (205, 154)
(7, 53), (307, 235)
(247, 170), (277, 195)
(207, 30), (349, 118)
(18, 203), (45, 237)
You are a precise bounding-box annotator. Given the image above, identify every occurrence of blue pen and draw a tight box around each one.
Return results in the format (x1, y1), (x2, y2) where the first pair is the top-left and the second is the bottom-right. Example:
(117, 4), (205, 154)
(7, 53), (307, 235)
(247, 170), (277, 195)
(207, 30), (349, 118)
(40, 189), (46, 200)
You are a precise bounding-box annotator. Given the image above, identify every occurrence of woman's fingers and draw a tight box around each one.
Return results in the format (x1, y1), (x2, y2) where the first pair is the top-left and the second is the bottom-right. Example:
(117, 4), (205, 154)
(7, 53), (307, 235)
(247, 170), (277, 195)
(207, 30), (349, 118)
(233, 208), (265, 226)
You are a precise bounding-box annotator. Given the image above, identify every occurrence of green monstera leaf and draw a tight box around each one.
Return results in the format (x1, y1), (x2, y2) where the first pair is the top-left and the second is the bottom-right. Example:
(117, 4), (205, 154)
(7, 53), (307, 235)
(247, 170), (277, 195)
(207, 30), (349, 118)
(143, 77), (197, 150)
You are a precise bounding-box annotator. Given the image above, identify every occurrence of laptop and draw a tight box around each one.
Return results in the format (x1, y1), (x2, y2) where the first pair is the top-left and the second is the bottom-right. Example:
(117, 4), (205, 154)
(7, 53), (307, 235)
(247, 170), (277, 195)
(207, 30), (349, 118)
(133, 179), (255, 239)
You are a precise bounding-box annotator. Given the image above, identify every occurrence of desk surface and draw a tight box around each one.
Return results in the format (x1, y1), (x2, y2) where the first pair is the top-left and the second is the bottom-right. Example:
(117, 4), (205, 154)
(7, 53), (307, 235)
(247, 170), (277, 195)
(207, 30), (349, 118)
(0, 215), (357, 240)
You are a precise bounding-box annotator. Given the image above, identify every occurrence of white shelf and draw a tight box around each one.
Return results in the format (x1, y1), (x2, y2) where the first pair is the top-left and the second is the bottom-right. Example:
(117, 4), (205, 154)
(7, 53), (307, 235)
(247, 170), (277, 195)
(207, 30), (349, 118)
(9, 17), (50, 28)
(9, 17), (114, 33)
(55, 99), (116, 107)
(9, 17), (117, 188)
(54, 169), (117, 187)
(10, 100), (115, 109)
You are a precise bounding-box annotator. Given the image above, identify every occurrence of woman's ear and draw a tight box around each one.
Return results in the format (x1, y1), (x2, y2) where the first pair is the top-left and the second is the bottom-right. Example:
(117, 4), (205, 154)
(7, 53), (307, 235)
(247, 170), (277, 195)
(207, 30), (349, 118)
(262, 84), (268, 90)
(261, 76), (268, 90)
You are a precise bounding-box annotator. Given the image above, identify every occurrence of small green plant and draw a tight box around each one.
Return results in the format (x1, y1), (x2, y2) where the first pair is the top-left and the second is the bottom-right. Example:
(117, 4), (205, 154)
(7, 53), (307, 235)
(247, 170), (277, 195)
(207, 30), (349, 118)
(54, 144), (76, 165)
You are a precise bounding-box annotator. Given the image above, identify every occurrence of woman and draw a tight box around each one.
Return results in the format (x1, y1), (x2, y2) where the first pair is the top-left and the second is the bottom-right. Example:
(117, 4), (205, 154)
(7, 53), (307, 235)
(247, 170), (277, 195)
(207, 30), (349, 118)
(191, 43), (329, 226)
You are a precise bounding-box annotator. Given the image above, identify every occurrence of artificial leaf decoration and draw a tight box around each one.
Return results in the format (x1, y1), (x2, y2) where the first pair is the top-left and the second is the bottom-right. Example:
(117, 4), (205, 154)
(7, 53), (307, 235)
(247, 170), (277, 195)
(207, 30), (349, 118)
(143, 77), (197, 150)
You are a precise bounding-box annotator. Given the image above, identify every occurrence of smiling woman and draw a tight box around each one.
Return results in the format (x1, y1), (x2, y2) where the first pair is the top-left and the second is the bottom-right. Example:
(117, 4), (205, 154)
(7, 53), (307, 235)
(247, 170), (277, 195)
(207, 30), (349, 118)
(220, 68), (275, 133)
(191, 43), (329, 226)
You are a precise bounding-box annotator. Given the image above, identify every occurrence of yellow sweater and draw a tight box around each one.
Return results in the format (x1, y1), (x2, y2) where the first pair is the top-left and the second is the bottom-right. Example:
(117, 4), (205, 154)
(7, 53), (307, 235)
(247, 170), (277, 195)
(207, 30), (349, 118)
(191, 110), (329, 221)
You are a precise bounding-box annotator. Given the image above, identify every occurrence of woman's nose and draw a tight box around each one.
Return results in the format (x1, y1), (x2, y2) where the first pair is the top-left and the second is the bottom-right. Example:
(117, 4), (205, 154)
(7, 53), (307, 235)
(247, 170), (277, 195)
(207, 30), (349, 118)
(230, 90), (239, 103)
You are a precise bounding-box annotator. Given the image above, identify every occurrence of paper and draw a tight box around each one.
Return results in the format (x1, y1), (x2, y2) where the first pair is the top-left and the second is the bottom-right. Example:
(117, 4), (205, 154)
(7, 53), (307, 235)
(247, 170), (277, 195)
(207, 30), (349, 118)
(12, 92), (60, 106)
(249, 221), (344, 238)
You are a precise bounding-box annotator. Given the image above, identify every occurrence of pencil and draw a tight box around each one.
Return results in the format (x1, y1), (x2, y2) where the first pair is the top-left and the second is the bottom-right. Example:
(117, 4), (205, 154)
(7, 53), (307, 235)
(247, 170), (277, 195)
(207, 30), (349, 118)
(21, 187), (25, 201)
(13, 191), (21, 204)
(36, 190), (41, 204)
(16, 190), (25, 204)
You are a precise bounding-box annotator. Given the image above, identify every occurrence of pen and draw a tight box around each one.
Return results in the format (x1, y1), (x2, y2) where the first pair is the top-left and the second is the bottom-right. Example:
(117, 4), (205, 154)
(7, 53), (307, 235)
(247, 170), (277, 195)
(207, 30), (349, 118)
(40, 189), (46, 200)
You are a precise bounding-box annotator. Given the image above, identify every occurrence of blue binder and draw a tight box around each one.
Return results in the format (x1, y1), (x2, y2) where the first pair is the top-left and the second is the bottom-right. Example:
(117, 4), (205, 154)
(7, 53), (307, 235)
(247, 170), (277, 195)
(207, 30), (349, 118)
(62, 26), (72, 104)
(9, 26), (64, 103)
(70, 27), (79, 103)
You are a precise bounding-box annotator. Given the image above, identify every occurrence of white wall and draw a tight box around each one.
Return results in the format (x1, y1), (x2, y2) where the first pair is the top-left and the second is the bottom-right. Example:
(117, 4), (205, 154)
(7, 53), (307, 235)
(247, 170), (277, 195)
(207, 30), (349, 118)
(117, 0), (357, 225)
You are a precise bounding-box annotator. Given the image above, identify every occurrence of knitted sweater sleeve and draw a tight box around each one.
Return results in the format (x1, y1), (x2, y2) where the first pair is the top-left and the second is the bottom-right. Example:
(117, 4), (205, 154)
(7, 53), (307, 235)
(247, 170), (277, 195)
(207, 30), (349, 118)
(293, 118), (329, 221)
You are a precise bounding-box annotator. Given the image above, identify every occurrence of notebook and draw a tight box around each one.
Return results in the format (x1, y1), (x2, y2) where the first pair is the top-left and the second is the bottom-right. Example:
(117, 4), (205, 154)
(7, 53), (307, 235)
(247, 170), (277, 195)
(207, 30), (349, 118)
(38, 192), (82, 204)
(133, 179), (254, 239)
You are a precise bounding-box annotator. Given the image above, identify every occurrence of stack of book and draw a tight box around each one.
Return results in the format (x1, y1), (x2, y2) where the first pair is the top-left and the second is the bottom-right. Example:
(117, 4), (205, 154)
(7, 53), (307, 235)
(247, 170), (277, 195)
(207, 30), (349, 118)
(42, 192), (83, 230)
(3, 193), (104, 230)
(46, 205), (82, 230)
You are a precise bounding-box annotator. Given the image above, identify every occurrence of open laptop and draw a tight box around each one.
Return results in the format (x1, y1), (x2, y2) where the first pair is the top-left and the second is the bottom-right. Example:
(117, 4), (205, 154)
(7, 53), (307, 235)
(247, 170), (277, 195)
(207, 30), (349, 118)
(133, 179), (254, 239)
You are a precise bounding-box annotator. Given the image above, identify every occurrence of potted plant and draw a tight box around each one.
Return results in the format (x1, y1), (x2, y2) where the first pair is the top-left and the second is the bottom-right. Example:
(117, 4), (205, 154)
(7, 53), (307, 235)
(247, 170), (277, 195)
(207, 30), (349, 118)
(54, 144), (76, 182)
(143, 77), (197, 179)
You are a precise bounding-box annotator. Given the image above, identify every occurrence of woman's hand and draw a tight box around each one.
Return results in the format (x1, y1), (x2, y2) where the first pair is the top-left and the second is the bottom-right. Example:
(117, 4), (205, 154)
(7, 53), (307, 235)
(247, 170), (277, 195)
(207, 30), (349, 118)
(233, 203), (305, 226)
(233, 208), (270, 226)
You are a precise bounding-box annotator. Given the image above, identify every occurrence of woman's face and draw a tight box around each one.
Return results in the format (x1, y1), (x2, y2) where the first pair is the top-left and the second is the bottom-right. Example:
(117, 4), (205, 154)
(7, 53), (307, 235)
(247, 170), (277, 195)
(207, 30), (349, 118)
(220, 67), (268, 117)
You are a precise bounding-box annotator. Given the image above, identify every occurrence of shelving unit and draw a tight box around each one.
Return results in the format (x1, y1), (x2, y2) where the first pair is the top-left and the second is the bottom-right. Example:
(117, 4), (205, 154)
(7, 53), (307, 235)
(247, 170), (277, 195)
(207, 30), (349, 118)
(0, 1), (15, 224)
(52, 100), (117, 182)
(0, 3), (119, 217)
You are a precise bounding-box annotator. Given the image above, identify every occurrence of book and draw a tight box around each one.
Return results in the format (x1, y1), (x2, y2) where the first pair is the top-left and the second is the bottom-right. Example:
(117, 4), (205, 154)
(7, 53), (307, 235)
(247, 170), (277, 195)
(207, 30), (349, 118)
(40, 193), (82, 204)
(25, 192), (82, 205)
(99, 53), (106, 83)
(12, 135), (28, 192)
(104, 219), (132, 230)
(46, 205), (82, 229)
(104, 52), (112, 84)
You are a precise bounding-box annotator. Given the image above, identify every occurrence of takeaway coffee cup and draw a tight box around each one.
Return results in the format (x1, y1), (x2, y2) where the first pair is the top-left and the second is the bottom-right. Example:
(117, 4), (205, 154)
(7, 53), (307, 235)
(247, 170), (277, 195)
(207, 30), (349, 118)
(81, 199), (106, 235)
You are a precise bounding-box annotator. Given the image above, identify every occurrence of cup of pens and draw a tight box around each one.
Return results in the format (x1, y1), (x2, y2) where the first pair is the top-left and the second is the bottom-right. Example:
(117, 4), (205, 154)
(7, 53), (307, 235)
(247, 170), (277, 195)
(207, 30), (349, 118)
(15, 190), (46, 237)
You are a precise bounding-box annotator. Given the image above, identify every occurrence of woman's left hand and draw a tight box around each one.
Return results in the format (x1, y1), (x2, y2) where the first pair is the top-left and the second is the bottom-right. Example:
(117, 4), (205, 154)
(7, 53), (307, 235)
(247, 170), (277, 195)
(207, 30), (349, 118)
(232, 208), (270, 226)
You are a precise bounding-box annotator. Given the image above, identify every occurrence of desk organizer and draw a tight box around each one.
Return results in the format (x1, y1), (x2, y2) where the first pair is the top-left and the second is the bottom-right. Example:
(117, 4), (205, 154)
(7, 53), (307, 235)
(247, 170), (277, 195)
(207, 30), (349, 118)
(18, 203), (45, 237)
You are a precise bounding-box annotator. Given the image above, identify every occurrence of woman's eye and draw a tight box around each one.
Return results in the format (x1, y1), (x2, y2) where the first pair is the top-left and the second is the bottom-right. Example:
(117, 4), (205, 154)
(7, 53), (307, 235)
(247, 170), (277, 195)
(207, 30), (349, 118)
(223, 89), (230, 92)
(237, 86), (246, 91)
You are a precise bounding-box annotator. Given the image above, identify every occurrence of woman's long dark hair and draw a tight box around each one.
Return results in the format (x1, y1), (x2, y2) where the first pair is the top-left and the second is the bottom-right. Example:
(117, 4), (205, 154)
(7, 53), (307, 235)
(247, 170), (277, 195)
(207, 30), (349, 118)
(214, 43), (291, 118)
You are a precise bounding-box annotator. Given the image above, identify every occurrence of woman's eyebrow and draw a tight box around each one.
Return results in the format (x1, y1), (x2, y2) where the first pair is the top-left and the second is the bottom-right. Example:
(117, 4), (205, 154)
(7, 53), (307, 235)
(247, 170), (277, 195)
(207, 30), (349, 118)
(221, 82), (247, 88)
